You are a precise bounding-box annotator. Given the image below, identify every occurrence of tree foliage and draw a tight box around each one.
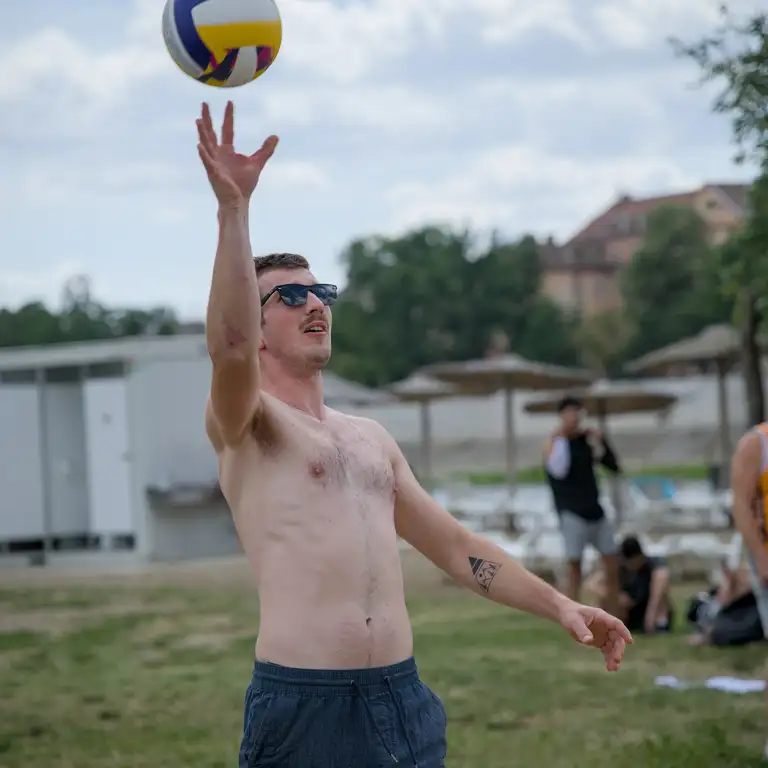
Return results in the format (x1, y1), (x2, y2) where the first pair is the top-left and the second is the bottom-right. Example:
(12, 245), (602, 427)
(0, 276), (179, 349)
(620, 206), (733, 360)
(329, 226), (580, 386)
(672, 4), (768, 423)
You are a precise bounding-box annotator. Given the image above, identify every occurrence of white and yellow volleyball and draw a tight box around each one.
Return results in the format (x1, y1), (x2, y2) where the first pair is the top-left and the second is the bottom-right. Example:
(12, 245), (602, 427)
(162, 0), (282, 88)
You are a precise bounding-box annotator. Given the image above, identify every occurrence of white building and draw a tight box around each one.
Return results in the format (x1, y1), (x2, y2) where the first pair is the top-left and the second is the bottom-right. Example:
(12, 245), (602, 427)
(0, 333), (762, 568)
(0, 335), (227, 566)
(0, 335), (393, 568)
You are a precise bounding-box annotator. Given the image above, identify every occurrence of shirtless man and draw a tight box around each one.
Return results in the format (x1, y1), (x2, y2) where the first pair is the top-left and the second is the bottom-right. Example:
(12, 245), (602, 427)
(731, 422), (768, 759)
(198, 101), (632, 768)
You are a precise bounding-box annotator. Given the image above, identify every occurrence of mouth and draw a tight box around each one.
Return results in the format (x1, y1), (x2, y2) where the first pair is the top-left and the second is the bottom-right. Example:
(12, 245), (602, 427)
(303, 321), (328, 335)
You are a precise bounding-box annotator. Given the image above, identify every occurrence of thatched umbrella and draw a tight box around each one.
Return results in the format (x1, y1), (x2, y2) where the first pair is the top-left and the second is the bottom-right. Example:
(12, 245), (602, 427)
(625, 324), (741, 470)
(323, 371), (395, 408)
(523, 379), (678, 426)
(387, 373), (457, 489)
(423, 354), (593, 488)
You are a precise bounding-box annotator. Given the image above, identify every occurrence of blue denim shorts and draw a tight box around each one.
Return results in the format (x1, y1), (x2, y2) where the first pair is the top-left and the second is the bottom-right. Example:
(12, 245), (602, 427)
(239, 656), (447, 767)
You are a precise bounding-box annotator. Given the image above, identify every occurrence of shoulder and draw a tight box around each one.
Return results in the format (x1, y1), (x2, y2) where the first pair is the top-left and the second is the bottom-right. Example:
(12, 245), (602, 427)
(340, 413), (402, 458)
(735, 430), (762, 454)
(733, 430), (763, 468)
(206, 393), (280, 454)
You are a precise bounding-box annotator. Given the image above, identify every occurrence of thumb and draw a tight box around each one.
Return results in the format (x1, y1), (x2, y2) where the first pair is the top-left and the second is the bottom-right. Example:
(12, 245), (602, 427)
(568, 614), (593, 644)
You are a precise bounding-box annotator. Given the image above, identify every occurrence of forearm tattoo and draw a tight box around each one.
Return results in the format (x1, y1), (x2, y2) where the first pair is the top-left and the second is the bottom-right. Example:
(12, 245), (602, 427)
(468, 556), (502, 592)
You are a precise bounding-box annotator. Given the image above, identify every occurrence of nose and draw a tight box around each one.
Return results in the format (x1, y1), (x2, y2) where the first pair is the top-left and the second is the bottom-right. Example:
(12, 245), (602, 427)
(305, 290), (325, 311)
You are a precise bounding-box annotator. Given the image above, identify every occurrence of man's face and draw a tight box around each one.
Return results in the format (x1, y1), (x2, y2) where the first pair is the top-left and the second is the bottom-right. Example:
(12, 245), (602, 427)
(559, 405), (582, 432)
(258, 267), (332, 370)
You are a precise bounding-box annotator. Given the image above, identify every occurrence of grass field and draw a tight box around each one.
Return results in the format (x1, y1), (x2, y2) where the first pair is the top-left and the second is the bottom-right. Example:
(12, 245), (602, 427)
(1, 552), (767, 768)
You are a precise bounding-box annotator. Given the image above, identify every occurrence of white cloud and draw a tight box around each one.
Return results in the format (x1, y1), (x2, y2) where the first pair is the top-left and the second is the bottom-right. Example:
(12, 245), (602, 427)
(268, 160), (330, 189)
(473, 0), (591, 46)
(0, 261), (87, 309)
(3, 156), (326, 209)
(0, 0), (762, 316)
(591, 0), (765, 51)
(386, 144), (715, 238)
(3, 162), (186, 207)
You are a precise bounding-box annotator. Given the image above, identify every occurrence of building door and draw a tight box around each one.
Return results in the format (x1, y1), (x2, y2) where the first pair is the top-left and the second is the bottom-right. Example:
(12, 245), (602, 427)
(83, 378), (134, 536)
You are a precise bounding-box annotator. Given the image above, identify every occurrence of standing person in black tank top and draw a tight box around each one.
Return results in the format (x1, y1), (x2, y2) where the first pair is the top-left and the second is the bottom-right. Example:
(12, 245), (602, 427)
(544, 396), (621, 617)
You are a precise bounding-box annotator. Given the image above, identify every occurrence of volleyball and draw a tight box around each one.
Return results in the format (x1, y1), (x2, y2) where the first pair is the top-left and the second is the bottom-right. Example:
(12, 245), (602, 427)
(162, 0), (282, 88)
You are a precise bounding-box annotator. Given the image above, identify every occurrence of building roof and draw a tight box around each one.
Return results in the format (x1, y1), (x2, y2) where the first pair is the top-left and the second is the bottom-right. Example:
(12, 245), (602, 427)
(0, 335), (208, 372)
(565, 182), (750, 245)
(0, 336), (391, 405)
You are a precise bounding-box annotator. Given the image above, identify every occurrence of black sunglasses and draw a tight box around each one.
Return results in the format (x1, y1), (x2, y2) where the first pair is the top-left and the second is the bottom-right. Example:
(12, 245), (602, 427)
(260, 283), (338, 308)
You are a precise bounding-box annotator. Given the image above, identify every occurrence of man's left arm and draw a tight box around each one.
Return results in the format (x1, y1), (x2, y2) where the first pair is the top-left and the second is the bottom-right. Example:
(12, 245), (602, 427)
(384, 430), (628, 648)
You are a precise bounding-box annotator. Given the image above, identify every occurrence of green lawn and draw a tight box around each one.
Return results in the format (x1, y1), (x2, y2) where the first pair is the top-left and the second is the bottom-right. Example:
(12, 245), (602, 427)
(0, 564), (766, 767)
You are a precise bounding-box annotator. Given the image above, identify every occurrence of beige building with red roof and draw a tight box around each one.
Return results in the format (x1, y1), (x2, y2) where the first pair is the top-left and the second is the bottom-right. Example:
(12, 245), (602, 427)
(541, 183), (749, 316)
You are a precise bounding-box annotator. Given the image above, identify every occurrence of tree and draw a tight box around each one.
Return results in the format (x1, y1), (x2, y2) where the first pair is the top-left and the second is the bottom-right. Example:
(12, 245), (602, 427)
(672, 5), (768, 423)
(620, 205), (733, 359)
(0, 276), (180, 348)
(329, 226), (581, 385)
(574, 309), (634, 377)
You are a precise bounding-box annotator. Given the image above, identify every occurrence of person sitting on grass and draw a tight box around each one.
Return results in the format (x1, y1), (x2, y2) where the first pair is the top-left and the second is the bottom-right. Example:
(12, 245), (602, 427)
(686, 562), (764, 647)
(587, 536), (673, 634)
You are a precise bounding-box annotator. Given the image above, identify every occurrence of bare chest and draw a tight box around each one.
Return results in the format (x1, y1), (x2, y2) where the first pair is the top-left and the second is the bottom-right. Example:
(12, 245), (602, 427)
(233, 409), (395, 513)
(296, 419), (394, 497)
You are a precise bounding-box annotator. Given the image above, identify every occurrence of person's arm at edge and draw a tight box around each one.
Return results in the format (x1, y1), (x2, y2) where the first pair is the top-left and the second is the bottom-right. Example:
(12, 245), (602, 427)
(644, 562), (670, 626)
(731, 432), (767, 570)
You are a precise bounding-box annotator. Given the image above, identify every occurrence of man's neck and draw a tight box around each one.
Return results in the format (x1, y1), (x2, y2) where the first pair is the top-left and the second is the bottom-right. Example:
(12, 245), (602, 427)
(261, 365), (325, 420)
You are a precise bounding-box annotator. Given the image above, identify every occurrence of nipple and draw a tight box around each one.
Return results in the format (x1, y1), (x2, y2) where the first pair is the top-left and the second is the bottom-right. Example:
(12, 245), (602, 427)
(309, 461), (325, 478)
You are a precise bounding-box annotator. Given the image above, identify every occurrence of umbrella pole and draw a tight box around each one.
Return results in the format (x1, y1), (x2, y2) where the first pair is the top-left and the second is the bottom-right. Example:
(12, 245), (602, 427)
(715, 361), (731, 488)
(420, 401), (433, 491)
(504, 388), (516, 491)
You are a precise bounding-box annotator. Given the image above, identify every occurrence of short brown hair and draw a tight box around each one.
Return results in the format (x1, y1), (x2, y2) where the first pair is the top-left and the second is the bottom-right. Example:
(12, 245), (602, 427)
(253, 252), (309, 278)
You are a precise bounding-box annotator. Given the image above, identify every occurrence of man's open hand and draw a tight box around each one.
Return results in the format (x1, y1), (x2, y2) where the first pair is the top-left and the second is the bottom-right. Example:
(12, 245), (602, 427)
(196, 101), (278, 208)
(559, 602), (633, 672)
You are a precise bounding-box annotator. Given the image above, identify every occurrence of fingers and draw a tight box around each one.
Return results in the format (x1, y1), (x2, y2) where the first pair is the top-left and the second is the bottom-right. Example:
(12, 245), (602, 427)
(611, 617), (633, 644)
(221, 100), (235, 147)
(603, 636), (626, 672)
(250, 135), (279, 162)
(196, 118), (211, 153)
(197, 142), (218, 179)
(200, 103), (218, 148)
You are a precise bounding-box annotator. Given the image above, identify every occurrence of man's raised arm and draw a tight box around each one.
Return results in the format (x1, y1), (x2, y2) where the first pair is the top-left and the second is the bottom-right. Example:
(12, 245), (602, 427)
(196, 101), (278, 447)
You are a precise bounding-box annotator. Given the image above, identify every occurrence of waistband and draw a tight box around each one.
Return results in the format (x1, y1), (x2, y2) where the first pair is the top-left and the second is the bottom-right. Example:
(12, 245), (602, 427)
(251, 656), (418, 696)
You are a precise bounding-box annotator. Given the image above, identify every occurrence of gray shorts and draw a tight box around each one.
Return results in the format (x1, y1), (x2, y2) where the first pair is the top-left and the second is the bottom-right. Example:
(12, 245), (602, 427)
(746, 552), (768, 638)
(559, 511), (618, 562)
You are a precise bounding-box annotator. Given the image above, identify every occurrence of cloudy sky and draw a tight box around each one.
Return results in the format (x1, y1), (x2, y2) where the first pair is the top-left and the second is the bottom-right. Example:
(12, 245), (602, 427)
(2, 0), (761, 319)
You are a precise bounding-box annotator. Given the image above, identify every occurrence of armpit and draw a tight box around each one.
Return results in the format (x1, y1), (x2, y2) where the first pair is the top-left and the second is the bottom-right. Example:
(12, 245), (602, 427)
(250, 402), (281, 454)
